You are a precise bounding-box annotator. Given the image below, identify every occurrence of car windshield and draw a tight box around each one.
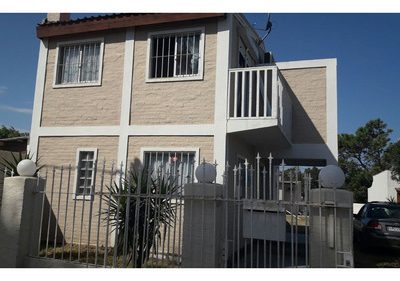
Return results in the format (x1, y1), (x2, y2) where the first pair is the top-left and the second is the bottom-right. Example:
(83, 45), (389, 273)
(367, 205), (400, 219)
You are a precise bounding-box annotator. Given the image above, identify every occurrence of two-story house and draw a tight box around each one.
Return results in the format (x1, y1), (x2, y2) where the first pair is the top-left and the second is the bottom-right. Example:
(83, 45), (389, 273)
(31, 12), (337, 182)
(29, 13), (338, 249)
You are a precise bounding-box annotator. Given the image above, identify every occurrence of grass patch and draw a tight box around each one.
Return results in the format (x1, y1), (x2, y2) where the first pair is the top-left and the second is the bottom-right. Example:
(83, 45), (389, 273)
(39, 243), (179, 268)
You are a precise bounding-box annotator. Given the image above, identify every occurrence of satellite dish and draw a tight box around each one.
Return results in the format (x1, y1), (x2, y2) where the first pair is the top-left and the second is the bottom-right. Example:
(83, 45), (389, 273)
(257, 13), (273, 46)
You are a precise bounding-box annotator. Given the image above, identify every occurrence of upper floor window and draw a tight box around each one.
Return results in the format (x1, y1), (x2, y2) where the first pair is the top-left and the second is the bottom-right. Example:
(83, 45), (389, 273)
(54, 39), (104, 87)
(147, 28), (205, 82)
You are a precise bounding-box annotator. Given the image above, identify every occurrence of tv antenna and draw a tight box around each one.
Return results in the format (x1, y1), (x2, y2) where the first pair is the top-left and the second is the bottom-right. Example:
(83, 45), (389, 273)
(255, 13), (273, 46)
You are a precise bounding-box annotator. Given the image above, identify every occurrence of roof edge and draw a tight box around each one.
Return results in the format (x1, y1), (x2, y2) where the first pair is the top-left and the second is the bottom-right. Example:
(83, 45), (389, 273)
(37, 13), (226, 39)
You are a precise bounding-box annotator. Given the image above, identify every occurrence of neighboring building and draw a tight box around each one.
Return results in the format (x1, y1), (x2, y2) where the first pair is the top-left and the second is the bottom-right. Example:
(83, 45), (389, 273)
(29, 13), (338, 245)
(0, 136), (29, 153)
(368, 170), (400, 203)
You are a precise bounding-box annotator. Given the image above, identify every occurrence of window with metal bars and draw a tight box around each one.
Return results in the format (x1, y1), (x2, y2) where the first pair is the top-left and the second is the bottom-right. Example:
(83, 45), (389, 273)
(55, 41), (102, 85)
(143, 151), (196, 186)
(149, 30), (203, 79)
(75, 149), (97, 197)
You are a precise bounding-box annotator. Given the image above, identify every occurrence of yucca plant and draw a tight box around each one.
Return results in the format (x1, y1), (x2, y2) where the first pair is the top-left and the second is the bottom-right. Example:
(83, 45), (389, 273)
(0, 151), (42, 177)
(103, 166), (179, 268)
(386, 196), (397, 204)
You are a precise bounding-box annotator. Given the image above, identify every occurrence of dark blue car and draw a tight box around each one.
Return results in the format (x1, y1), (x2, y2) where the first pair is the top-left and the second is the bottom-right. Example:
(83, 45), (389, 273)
(354, 202), (400, 250)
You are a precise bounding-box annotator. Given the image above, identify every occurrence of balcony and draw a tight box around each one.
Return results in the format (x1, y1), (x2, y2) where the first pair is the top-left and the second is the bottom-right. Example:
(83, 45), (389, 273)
(227, 65), (293, 148)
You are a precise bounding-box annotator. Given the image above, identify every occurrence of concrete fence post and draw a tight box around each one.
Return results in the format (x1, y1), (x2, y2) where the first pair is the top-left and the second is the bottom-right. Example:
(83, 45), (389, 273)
(182, 183), (225, 268)
(0, 177), (45, 267)
(309, 188), (354, 268)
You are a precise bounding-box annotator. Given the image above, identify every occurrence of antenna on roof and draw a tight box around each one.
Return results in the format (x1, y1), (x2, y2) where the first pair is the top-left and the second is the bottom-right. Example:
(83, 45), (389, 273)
(257, 13), (273, 46)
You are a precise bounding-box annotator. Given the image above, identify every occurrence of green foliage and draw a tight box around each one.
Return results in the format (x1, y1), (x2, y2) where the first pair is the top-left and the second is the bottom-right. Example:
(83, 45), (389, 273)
(0, 125), (28, 139)
(303, 166), (321, 189)
(338, 118), (395, 202)
(0, 151), (42, 177)
(103, 166), (179, 268)
(384, 140), (400, 182)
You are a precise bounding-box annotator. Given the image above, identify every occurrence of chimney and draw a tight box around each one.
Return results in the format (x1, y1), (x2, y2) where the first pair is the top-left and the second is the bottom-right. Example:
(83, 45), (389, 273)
(47, 13), (70, 22)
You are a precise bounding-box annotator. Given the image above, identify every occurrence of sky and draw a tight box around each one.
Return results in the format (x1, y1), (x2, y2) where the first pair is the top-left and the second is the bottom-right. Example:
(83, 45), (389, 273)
(0, 13), (399, 141)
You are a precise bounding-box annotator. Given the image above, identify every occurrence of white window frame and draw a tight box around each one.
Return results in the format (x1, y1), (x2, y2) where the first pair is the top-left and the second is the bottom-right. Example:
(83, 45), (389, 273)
(53, 38), (105, 89)
(140, 147), (200, 183)
(145, 27), (205, 83)
(73, 147), (98, 200)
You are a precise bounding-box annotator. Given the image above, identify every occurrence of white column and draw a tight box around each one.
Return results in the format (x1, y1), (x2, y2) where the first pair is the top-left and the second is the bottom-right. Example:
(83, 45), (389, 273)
(326, 59), (338, 164)
(29, 39), (49, 161)
(182, 183), (225, 267)
(117, 28), (135, 172)
(309, 188), (353, 268)
(213, 15), (232, 183)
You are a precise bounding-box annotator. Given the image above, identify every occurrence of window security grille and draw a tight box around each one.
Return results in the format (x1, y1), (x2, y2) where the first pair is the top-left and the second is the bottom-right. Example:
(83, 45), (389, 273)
(149, 32), (201, 79)
(143, 151), (196, 185)
(56, 42), (101, 85)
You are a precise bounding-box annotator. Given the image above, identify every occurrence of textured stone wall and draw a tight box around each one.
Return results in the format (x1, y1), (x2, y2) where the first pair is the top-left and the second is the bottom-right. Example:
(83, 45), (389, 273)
(280, 67), (327, 144)
(37, 136), (119, 247)
(41, 31), (125, 127)
(130, 20), (218, 125)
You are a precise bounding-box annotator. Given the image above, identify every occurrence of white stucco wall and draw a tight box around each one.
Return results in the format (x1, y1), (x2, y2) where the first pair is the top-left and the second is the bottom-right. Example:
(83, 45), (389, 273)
(368, 170), (399, 202)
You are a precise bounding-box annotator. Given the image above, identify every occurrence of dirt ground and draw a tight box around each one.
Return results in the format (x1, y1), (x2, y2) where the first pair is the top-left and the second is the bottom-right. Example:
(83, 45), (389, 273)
(354, 243), (400, 268)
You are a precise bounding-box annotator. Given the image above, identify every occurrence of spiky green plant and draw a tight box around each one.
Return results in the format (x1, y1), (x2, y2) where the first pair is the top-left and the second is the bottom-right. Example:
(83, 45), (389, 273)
(386, 196), (397, 204)
(103, 166), (179, 268)
(0, 151), (42, 177)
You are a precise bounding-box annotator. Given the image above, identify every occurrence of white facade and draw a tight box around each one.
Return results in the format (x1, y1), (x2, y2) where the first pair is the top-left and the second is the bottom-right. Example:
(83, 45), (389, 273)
(368, 170), (400, 203)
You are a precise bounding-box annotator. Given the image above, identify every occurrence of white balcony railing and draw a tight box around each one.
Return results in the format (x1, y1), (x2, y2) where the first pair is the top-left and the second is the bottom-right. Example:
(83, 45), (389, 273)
(227, 65), (292, 139)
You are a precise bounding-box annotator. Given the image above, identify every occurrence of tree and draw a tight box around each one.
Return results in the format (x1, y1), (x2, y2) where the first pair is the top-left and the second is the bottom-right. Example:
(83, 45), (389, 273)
(339, 119), (393, 202)
(384, 140), (400, 182)
(0, 125), (28, 139)
(303, 166), (321, 189)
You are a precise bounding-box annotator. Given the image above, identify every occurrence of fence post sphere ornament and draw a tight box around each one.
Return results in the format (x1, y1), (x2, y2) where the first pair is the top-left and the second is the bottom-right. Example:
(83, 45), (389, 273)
(17, 159), (37, 177)
(318, 165), (345, 189)
(195, 162), (217, 183)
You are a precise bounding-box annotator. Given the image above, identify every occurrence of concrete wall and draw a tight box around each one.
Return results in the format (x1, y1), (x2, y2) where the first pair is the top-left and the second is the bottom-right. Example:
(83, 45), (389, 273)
(368, 170), (400, 203)
(226, 134), (256, 168)
(130, 19), (218, 125)
(0, 177), (44, 267)
(280, 67), (327, 144)
(41, 31), (126, 126)
(353, 203), (364, 215)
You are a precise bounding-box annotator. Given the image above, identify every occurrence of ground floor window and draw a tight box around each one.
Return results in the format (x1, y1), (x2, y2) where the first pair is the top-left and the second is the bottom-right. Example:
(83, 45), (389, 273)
(143, 150), (196, 186)
(75, 148), (97, 198)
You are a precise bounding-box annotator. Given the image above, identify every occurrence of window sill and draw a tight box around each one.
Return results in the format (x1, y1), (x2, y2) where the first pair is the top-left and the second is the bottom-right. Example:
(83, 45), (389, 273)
(52, 82), (102, 89)
(73, 194), (94, 201)
(145, 75), (204, 83)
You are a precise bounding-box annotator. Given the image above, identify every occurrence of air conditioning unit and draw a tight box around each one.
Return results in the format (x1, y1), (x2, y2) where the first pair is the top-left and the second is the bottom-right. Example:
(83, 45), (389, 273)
(263, 51), (274, 64)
